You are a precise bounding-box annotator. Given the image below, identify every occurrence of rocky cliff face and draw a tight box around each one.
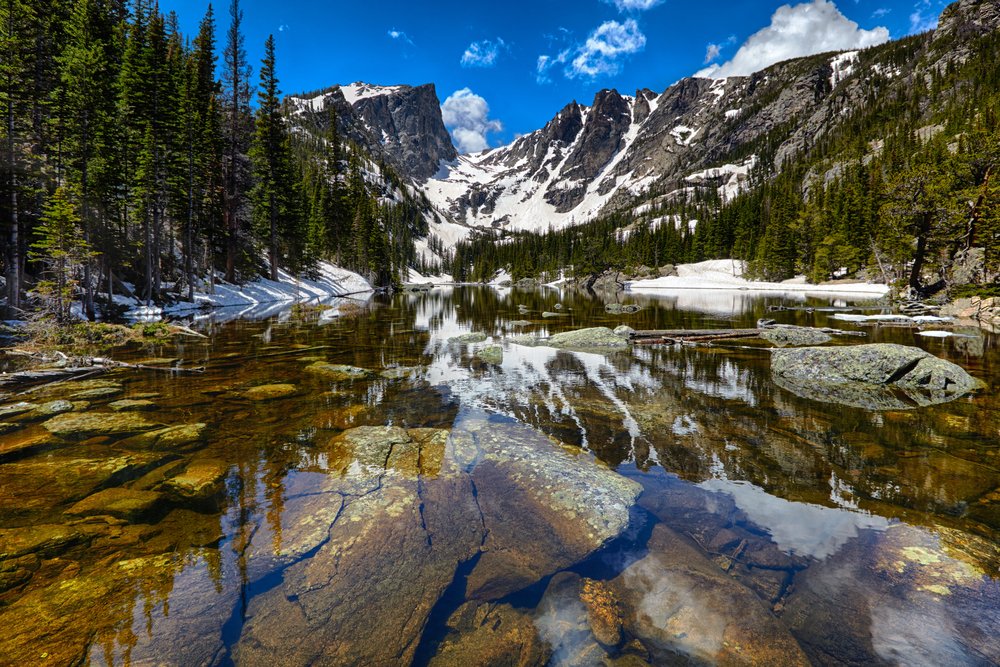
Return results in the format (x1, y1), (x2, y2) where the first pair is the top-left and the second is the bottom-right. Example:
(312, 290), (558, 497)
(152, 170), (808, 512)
(289, 82), (456, 181)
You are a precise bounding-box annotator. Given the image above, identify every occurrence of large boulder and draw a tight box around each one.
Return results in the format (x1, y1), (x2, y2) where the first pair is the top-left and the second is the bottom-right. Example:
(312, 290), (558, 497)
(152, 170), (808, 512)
(760, 326), (832, 347)
(546, 327), (630, 349)
(772, 344), (981, 410)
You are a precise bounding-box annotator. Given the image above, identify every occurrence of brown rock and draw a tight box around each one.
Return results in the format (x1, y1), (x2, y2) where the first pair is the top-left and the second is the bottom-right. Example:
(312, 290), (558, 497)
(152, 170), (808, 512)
(608, 524), (810, 666)
(65, 487), (164, 521)
(430, 602), (550, 667)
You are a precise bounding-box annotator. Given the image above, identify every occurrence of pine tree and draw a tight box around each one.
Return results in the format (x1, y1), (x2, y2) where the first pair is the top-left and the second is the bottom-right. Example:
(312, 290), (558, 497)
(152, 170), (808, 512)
(222, 0), (252, 282)
(30, 187), (93, 322)
(250, 35), (302, 280)
(0, 0), (35, 316)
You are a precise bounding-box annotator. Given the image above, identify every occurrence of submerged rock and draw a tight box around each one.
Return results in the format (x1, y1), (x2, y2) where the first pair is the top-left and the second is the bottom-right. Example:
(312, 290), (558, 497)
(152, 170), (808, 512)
(161, 459), (229, 504)
(772, 343), (981, 410)
(760, 326), (832, 347)
(546, 327), (630, 349)
(303, 362), (376, 382)
(118, 423), (207, 451)
(240, 384), (299, 401)
(475, 345), (503, 365)
(464, 420), (642, 599)
(65, 487), (164, 521)
(430, 601), (551, 667)
(0, 524), (82, 560)
(107, 399), (158, 412)
(607, 524), (810, 665)
(235, 419), (640, 665)
(449, 332), (488, 344)
(41, 412), (164, 439)
(21, 400), (75, 421)
(0, 402), (38, 419)
(379, 366), (426, 381)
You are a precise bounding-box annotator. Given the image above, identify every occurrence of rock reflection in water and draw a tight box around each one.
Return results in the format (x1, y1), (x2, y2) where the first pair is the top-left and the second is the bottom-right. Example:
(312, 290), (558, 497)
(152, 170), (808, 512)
(0, 286), (996, 665)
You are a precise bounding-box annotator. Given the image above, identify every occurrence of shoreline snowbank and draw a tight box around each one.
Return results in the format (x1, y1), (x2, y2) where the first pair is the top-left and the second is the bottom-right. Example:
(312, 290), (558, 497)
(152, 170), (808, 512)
(126, 262), (373, 321)
(628, 259), (890, 298)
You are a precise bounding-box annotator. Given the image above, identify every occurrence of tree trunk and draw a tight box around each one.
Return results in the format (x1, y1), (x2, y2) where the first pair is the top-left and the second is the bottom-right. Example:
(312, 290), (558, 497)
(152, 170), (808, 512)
(5, 3), (20, 318)
(909, 214), (932, 293)
(269, 190), (278, 281)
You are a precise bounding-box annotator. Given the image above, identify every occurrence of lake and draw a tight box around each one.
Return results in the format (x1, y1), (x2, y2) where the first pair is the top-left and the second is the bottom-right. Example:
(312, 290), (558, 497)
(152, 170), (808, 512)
(0, 286), (997, 666)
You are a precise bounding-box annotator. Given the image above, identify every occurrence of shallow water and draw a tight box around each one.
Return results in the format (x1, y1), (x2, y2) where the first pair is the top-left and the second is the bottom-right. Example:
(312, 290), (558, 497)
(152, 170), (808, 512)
(0, 287), (997, 666)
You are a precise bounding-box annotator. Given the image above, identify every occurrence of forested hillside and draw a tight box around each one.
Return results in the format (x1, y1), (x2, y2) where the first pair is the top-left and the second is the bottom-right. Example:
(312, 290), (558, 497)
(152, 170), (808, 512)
(454, 1), (1000, 295)
(1, 0), (419, 321)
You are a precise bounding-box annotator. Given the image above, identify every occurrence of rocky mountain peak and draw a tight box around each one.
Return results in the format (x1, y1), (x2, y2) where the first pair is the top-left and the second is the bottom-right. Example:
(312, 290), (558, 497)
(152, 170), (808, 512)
(936, 0), (1000, 41)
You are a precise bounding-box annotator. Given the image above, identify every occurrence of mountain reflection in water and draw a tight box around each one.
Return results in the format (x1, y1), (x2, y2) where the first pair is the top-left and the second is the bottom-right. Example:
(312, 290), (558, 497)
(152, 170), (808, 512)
(0, 286), (996, 665)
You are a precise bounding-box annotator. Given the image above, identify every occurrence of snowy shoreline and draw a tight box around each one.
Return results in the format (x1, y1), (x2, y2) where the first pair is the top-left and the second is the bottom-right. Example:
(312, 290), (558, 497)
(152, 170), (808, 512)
(627, 260), (890, 298)
(125, 262), (373, 321)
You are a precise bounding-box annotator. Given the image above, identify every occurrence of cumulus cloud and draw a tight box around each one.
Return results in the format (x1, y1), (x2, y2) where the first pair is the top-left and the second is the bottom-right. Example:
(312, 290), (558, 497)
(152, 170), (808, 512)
(695, 0), (890, 79)
(567, 19), (647, 79)
(704, 35), (736, 64)
(441, 88), (503, 154)
(602, 0), (665, 12)
(387, 28), (414, 45)
(461, 39), (507, 68)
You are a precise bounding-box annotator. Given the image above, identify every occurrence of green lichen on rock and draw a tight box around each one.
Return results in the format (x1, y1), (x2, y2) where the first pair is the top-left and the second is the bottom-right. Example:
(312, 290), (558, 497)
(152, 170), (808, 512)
(118, 423), (207, 451)
(449, 332), (488, 344)
(41, 412), (164, 439)
(772, 343), (982, 410)
(240, 384), (299, 401)
(475, 345), (504, 365)
(547, 327), (630, 349)
(304, 363), (376, 381)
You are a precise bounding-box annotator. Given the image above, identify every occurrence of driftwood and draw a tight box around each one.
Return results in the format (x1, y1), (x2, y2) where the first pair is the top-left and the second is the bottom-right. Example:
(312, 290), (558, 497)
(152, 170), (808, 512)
(630, 324), (867, 346)
(1, 349), (204, 392)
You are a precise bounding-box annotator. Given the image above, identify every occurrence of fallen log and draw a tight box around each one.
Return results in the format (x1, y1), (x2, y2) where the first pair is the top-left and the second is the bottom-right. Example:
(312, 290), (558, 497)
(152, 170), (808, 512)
(1, 350), (204, 392)
(630, 328), (762, 340)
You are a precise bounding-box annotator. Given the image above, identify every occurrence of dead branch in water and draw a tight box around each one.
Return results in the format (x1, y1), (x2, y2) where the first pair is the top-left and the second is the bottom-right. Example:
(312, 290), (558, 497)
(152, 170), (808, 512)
(1, 349), (204, 392)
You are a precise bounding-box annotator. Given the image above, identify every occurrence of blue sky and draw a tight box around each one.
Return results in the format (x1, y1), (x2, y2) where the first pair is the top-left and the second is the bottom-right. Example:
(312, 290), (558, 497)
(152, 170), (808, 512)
(160, 0), (951, 152)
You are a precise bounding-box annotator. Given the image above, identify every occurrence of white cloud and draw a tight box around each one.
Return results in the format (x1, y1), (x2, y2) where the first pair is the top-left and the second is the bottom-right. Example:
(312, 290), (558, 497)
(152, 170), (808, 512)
(441, 88), (503, 154)
(278, 24), (289, 33)
(602, 0), (665, 11)
(909, 0), (939, 34)
(695, 0), (890, 79)
(461, 39), (507, 68)
(387, 28), (414, 46)
(704, 43), (722, 64)
(567, 19), (647, 79)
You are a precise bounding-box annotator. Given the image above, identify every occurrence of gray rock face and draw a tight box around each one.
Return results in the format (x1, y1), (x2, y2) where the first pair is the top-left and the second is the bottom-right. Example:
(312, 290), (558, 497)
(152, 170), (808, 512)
(760, 326), (833, 347)
(287, 83), (457, 183)
(547, 327), (631, 349)
(772, 343), (982, 410)
(352, 83), (457, 180)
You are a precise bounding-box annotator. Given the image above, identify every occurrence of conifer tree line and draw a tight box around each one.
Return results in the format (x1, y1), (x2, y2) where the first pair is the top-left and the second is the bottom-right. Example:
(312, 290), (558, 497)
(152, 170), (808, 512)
(454, 29), (1000, 294)
(1, 0), (407, 321)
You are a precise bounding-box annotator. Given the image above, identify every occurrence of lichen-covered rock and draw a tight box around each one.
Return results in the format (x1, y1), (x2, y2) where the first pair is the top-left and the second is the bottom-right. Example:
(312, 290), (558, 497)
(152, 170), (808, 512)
(465, 419), (642, 600)
(760, 326), (832, 347)
(613, 325), (635, 337)
(21, 400), (75, 421)
(240, 384), (299, 401)
(161, 459), (229, 504)
(546, 327), (630, 349)
(475, 345), (503, 365)
(449, 332), (488, 344)
(379, 366), (425, 380)
(41, 412), (163, 439)
(107, 399), (158, 412)
(0, 402), (38, 419)
(65, 487), (164, 521)
(772, 344), (981, 409)
(430, 602), (550, 667)
(303, 362), (376, 381)
(117, 423), (207, 451)
(0, 524), (82, 560)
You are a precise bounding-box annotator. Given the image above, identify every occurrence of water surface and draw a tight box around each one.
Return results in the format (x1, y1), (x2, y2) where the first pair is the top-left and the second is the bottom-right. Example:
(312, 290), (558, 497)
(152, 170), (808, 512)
(0, 287), (997, 665)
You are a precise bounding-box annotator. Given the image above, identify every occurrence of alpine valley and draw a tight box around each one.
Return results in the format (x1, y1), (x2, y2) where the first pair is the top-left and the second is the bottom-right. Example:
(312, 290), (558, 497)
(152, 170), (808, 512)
(288, 0), (1000, 291)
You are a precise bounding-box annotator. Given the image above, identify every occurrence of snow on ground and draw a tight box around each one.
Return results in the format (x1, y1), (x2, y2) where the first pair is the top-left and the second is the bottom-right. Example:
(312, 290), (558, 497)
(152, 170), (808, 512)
(407, 267), (454, 284)
(124, 262), (372, 321)
(489, 269), (512, 286)
(831, 313), (951, 324)
(685, 157), (757, 203)
(829, 51), (859, 88)
(628, 259), (889, 298)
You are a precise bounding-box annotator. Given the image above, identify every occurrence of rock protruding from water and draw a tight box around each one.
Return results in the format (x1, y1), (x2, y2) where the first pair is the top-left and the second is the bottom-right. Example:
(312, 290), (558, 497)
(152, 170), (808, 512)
(547, 327), (631, 349)
(449, 332), (488, 344)
(772, 343), (981, 410)
(303, 363), (376, 382)
(234, 419), (641, 664)
(475, 345), (503, 365)
(605, 303), (642, 315)
(760, 326), (832, 347)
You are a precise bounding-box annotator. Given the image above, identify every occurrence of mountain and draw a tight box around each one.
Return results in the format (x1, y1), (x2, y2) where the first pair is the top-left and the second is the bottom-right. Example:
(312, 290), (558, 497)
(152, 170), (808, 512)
(285, 0), (1000, 283)
(289, 82), (457, 181)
